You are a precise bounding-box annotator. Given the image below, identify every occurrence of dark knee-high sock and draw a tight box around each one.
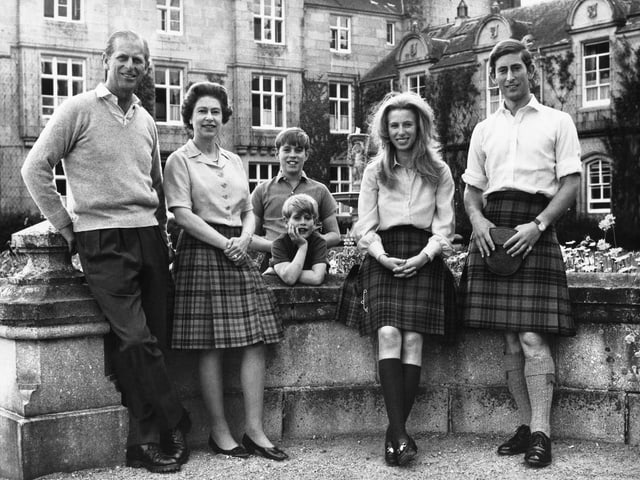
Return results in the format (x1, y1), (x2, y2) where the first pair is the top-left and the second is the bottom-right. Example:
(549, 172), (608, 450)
(402, 363), (422, 422)
(378, 358), (406, 439)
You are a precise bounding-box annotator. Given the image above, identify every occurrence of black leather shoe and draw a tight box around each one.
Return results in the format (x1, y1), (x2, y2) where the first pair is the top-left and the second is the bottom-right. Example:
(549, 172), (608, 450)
(208, 435), (250, 458)
(242, 433), (289, 461)
(396, 436), (417, 467)
(384, 428), (397, 466)
(126, 443), (181, 473)
(160, 409), (192, 464)
(525, 431), (552, 468)
(497, 424), (531, 456)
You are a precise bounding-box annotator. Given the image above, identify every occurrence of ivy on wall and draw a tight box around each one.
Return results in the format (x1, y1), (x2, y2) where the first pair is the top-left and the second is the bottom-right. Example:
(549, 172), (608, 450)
(539, 51), (576, 111)
(605, 39), (640, 248)
(299, 74), (347, 186)
(134, 68), (157, 118)
(423, 64), (480, 241)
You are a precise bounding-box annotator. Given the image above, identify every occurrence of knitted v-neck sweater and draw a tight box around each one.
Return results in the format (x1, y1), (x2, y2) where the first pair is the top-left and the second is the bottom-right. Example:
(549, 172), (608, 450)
(22, 89), (166, 235)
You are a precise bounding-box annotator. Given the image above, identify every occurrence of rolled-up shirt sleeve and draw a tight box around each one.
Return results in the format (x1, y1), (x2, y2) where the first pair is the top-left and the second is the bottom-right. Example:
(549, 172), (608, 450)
(462, 123), (488, 191)
(555, 113), (582, 179)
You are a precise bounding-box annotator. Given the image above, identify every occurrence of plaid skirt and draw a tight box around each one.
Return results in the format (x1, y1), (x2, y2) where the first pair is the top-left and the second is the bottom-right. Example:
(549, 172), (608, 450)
(461, 191), (575, 336)
(171, 225), (283, 349)
(342, 226), (458, 340)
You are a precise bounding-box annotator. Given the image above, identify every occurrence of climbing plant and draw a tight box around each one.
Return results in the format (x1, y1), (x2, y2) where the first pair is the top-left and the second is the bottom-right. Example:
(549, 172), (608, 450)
(134, 67), (156, 118)
(605, 39), (640, 248)
(299, 74), (347, 186)
(539, 50), (576, 111)
(422, 64), (481, 241)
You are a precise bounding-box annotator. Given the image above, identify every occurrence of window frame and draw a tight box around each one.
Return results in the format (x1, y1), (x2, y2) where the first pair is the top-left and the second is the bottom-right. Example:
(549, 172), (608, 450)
(386, 22), (395, 46)
(582, 40), (611, 108)
(40, 55), (86, 119)
(253, 0), (285, 45)
(248, 162), (280, 192)
(44, 0), (82, 21)
(486, 61), (503, 116)
(330, 165), (354, 216)
(154, 66), (184, 125)
(585, 158), (612, 214)
(406, 73), (426, 98)
(329, 82), (352, 134)
(251, 74), (286, 129)
(330, 15), (351, 53)
(156, 0), (183, 34)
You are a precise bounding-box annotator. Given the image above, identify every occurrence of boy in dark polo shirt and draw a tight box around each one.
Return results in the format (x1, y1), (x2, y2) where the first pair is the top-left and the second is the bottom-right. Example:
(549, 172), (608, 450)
(271, 193), (327, 285)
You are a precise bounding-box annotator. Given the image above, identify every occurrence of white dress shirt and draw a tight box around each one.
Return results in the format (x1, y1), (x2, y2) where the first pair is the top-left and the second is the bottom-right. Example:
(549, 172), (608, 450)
(354, 158), (455, 260)
(463, 95), (582, 198)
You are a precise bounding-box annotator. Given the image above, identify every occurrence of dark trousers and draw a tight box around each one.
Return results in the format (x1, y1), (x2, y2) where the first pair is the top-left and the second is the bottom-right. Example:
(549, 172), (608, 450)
(75, 227), (183, 441)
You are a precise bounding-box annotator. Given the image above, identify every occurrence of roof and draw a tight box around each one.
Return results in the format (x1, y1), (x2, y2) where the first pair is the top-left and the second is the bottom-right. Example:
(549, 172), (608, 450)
(361, 0), (578, 82)
(305, 0), (403, 15)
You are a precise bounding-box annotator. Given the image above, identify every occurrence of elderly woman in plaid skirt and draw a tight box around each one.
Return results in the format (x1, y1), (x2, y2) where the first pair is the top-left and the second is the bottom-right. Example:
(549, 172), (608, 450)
(349, 92), (457, 466)
(164, 82), (288, 462)
(461, 39), (581, 468)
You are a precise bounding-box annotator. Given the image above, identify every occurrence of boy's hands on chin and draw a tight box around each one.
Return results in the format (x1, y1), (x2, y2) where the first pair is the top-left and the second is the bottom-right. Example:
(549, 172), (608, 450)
(287, 224), (309, 248)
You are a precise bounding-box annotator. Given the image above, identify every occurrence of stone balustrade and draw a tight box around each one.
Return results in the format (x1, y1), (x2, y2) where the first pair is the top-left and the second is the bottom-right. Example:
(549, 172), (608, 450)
(1, 221), (639, 479)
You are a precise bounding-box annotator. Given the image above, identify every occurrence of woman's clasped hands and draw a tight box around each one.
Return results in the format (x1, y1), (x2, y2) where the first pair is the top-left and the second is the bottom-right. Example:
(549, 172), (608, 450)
(379, 253), (431, 278)
(225, 234), (251, 263)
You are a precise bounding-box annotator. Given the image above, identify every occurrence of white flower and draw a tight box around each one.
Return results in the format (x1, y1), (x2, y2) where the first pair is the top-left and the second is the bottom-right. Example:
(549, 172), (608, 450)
(598, 214), (616, 232)
(625, 333), (636, 344)
(597, 239), (610, 251)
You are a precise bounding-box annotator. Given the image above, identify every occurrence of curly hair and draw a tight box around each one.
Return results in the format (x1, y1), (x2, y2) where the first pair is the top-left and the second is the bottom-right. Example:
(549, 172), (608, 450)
(368, 91), (445, 186)
(181, 82), (233, 135)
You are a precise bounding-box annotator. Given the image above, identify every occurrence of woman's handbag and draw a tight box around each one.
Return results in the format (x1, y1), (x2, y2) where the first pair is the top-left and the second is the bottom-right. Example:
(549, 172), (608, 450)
(334, 263), (363, 325)
(484, 227), (524, 276)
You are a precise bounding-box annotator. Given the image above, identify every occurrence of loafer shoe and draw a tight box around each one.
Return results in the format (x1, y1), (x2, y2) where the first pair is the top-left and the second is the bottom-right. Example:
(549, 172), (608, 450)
(497, 424), (531, 456)
(208, 435), (250, 459)
(160, 409), (192, 464)
(126, 443), (181, 473)
(242, 433), (289, 461)
(525, 431), (552, 468)
(384, 428), (397, 466)
(396, 436), (417, 467)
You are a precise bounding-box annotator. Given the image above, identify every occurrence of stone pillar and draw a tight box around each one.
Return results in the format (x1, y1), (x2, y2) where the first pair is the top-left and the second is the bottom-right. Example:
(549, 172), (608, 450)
(0, 222), (127, 480)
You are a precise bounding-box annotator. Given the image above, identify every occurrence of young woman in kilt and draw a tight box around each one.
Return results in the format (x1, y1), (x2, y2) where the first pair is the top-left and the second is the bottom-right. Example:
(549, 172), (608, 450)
(350, 91), (457, 466)
(164, 82), (288, 462)
(462, 39), (581, 468)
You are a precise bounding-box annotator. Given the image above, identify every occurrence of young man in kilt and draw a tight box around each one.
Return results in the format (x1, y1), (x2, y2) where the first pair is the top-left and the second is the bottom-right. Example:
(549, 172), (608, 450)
(461, 38), (582, 468)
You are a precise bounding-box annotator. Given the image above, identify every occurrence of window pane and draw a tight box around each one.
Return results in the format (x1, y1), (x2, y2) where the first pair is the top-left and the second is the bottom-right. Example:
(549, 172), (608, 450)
(155, 88), (167, 121)
(42, 61), (52, 74)
(44, 0), (54, 17)
(254, 18), (262, 40)
(169, 69), (180, 85)
(170, 0), (180, 6)
(72, 0), (81, 20)
(252, 76), (260, 90)
(42, 79), (54, 95)
(252, 94), (260, 126)
(264, 77), (272, 91)
(155, 69), (166, 84)
(57, 80), (68, 97)
(72, 80), (83, 95)
(57, 63), (68, 75)
(340, 84), (348, 97)
(72, 63), (82, 77)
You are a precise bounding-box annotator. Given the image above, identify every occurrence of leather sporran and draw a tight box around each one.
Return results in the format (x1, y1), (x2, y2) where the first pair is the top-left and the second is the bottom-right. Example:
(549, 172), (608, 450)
(484, 227), (523, 276)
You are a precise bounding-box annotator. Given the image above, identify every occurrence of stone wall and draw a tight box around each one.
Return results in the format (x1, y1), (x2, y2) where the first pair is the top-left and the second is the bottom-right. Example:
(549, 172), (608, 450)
(1, 223), (639, 479)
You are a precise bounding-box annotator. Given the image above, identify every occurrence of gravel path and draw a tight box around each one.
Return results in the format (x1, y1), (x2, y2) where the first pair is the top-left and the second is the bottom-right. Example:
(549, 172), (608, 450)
(28, 432), (640, 480)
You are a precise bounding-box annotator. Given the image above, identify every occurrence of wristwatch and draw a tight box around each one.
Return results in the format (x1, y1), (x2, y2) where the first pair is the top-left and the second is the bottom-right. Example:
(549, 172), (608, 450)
(533, 218), (547, 232)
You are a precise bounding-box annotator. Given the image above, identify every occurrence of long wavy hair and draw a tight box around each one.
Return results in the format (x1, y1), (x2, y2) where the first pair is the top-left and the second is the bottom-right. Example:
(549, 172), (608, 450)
(368, 91), (445, 187)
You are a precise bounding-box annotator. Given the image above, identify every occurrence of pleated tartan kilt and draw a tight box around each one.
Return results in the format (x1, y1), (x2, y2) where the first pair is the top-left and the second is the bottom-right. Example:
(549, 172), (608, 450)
(346, 226), (458, 340)
(171, 225), (283, 349)
(461, 191), (575, 336)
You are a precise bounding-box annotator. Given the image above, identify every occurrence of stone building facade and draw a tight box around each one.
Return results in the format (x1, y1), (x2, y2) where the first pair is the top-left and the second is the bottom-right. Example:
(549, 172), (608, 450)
(2, 0), (507, 218)
(361, 0), (640, 217)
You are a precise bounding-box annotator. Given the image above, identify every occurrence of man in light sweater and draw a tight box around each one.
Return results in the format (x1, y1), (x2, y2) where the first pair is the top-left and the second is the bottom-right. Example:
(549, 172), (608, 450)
(21, 31), (189, 474)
